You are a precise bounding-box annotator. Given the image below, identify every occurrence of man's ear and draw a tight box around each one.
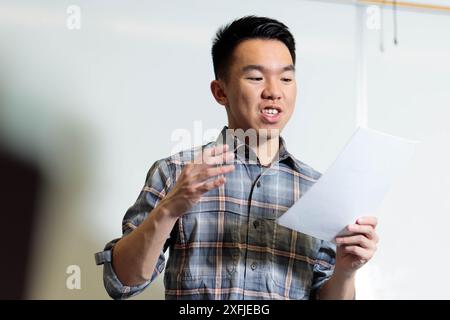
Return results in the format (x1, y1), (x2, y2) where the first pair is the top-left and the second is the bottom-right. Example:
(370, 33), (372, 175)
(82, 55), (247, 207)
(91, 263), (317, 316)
(210, 80), (228, 106)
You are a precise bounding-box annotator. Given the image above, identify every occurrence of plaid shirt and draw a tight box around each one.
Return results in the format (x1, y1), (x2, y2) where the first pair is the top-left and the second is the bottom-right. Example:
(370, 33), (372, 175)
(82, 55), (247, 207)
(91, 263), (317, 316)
(95, 126), (336, 300)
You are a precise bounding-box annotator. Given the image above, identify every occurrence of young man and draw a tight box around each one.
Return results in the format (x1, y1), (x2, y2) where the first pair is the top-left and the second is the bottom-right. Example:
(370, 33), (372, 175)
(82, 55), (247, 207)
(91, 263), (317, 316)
(95, 16), (378, 300)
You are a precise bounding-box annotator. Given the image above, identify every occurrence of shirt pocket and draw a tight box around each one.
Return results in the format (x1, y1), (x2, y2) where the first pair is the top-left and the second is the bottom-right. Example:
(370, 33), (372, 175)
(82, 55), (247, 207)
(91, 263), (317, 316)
(177, 196), (246, 281)
(269, 209), (321, 299)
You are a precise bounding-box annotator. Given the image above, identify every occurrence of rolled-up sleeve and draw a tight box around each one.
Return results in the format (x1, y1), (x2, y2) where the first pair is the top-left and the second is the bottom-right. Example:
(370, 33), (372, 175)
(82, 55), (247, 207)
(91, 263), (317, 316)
(309, 240), (336, 300)
(95, 159), (173, 299)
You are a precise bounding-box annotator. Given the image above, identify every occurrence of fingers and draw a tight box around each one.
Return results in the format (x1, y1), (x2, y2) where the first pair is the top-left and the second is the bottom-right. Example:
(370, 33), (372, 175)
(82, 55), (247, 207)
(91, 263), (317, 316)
(356, 216), (378, 229)
(192, 144), (232, 165)
(182, 143), (235, 187)
(192, 144), (228, 164)
(188, 163), (234, 195)
(204, 151), (235, 166)
(341, 245), (373, 261)
(335, 234), (375, 249)
(334, 217), (379, 268)
(203, 144), (229, 158)
(346, 224), (379, 243)
(198, 176), (227, 193)
(194, 164), (235, 182)
(203, 144), (234, 165)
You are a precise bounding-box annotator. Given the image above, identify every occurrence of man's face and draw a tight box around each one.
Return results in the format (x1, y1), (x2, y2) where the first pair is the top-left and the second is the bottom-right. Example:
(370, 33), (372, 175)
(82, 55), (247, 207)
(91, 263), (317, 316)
(211, 39), (297, 137)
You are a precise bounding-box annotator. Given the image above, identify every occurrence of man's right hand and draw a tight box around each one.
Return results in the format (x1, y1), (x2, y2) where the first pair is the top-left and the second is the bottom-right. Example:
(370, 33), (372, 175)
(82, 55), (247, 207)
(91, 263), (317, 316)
(159, 144), (235, 219)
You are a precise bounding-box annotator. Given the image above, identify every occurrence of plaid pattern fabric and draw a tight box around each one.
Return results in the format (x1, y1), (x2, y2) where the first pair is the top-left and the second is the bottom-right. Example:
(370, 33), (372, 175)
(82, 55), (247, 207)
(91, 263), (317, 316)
(97, 126), (336, 300)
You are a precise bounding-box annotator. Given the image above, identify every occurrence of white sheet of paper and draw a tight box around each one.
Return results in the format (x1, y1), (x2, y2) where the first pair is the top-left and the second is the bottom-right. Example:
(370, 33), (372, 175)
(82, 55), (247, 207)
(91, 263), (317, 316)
(276, 127), (418, 243)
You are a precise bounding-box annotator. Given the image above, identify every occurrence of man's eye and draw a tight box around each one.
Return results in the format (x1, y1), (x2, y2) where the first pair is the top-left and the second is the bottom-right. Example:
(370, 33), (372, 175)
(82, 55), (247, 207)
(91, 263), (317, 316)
(282, 78), (292, 82)
(247, 77), (263, 81)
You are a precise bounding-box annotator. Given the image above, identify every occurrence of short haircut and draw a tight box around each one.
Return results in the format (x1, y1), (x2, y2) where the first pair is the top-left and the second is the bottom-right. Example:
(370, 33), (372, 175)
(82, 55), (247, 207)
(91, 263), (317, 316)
(211, 15), (296, 81)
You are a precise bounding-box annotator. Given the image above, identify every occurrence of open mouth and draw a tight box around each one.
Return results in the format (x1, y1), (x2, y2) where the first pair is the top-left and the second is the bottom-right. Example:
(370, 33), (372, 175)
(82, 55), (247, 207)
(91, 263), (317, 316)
(260, 106), (282, 123)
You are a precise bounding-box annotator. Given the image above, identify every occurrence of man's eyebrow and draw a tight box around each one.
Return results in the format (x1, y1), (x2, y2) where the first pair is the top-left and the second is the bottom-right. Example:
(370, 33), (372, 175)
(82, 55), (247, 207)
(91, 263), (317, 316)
(241, 64), (295, 73)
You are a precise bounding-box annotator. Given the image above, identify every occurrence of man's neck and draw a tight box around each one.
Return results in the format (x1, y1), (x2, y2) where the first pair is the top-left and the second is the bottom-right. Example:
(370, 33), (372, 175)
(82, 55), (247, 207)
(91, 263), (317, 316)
(227, 126), (280, 167)
(254, 134), (280, 167)
(227, 124), (280, 167)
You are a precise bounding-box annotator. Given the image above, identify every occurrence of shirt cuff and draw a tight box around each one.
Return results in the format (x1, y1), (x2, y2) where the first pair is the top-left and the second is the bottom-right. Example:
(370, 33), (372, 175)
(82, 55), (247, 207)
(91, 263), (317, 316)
(95, 241), (152, 300)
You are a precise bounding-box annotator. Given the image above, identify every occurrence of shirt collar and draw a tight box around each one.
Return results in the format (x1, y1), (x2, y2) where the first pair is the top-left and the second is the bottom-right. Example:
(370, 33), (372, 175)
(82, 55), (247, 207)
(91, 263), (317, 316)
(214, 125), (294, 167)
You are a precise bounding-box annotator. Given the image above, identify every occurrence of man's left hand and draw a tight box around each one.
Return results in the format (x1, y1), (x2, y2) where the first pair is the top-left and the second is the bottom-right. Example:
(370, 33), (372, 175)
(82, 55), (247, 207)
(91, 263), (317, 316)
(334, 216), (379, 276)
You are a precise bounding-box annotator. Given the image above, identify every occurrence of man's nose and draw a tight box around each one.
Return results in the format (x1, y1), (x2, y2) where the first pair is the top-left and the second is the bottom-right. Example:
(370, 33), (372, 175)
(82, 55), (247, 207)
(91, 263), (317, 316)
(261, 78), (282, 100)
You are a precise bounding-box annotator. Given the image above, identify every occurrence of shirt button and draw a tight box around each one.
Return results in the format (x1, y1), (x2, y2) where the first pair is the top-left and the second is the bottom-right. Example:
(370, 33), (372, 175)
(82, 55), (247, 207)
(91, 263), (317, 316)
(251, 263), (257, 270)
(253, 220), (260, 228)
(256, 181), (261, 188)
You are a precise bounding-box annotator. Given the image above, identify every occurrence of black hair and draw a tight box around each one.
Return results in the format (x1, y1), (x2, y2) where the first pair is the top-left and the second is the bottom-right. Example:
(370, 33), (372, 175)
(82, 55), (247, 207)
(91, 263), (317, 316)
(211, 15), (296, 81)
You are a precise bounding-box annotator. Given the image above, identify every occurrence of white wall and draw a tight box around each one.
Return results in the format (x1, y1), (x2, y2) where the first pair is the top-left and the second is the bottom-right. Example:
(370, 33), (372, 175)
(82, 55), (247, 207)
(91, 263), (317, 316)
(0, 0), (448, 299)
(357, 6), (450, 299)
